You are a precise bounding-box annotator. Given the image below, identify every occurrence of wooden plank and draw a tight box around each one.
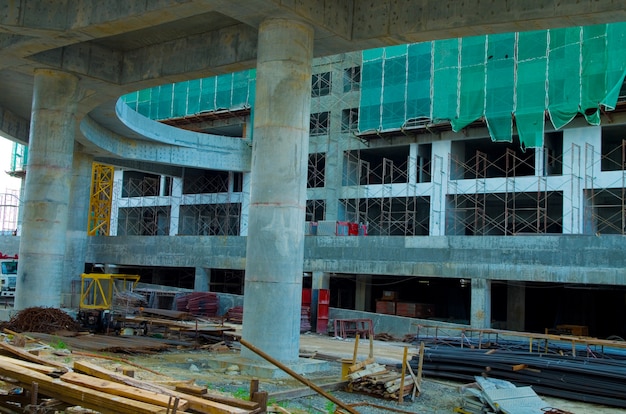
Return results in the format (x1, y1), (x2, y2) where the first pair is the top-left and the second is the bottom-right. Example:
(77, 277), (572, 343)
(348, 357), (375, 373)
(267, 381), (348, 401)
(0, 359), (171, 414)
(74, 360), (255, 414)
(0, 341), (68, 371)
(0, 355), (62, 375)
(176, 383), (207, 395)
(60, 371), (189, 410)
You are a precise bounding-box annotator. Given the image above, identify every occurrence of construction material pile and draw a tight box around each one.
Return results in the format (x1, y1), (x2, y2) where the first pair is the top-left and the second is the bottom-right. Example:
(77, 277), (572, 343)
(347, 360), (415, 400)
(175, 292), (219, 317)
(415, 345), (626, 408)
(113, 290), (147, 309)
(0, 307), (81, 333)
(458, 376), (571, 414)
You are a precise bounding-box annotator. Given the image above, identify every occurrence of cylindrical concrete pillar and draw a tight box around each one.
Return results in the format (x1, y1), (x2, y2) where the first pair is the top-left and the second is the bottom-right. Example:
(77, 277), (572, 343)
(62, 148), (93, 307)
(241, 18), (313, 363)
(15, 69), (80, 310)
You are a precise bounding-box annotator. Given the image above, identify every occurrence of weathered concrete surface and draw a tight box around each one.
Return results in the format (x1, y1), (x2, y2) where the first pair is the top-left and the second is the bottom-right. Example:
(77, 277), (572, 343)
(241, 18), (313, 363)
(15, 69), (80, 310)
(70, 234), (626, 287)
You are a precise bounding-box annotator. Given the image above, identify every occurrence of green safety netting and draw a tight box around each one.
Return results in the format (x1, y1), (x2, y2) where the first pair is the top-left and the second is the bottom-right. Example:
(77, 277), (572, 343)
(360, 23), (626, 149)
(122, 70), (256, 122)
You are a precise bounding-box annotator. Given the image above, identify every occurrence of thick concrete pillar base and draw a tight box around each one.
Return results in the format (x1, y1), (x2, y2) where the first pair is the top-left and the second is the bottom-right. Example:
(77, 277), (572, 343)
(241, 18), (314, 363)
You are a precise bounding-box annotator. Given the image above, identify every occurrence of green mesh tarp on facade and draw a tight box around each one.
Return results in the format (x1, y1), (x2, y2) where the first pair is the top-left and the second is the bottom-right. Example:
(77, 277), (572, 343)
(122, 70), (256, 121)
(360, 23), (626, 149)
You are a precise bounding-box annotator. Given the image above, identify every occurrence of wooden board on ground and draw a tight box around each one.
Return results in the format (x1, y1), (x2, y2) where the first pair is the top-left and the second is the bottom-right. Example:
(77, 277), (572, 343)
(0, 359), (172, 414)
(74, 360), (257, 413)
(26, 332), (190, 353)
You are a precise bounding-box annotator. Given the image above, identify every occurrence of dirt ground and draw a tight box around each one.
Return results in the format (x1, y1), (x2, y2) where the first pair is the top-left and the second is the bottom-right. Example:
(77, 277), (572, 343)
(33, 331), (622, 414)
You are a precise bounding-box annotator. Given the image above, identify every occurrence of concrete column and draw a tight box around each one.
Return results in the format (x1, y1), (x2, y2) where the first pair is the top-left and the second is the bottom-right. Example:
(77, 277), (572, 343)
(62, 148), (93, 308)
(241, 18), (314, 364)
(109, 169), (123, 236)
(470, 278), (491, 329)
(169, 176), (182, 236)
(355, 275), (372, 311)
(506, 282), (526, 332)
(239, 172), (251, 236)
(311, 271), (330, 290)
(16, 69), (80, 310)
(195, 267), (210, 291)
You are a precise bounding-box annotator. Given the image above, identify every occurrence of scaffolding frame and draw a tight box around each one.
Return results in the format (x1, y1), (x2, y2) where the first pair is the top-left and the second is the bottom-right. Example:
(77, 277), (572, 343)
(88, 163), (114, 236)
(584, 140), (626, 234)
(447, 147), (562, 235)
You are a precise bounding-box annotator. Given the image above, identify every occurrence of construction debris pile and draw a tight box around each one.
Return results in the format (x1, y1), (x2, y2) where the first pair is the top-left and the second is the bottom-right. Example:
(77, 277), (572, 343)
(458, 376), (572, 414)
(0, 334), (259, 414)
(0, 307), (81, 334)
(347, 360), (415, 400)
(416, 344), (626, 408)
(175, 292), (219, 317)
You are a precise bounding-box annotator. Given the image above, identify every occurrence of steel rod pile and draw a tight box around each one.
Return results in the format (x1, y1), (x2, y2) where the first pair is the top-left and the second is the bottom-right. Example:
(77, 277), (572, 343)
(410, 346), (626, 408)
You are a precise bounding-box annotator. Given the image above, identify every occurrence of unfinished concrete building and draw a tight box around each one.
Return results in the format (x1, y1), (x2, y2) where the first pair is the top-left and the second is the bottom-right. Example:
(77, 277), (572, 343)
(2, 3), (626, 367)
(9, 24), (626, 339)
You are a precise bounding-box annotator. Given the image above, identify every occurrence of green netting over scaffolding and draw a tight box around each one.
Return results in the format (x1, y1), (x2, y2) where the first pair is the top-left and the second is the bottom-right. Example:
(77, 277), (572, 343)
(359, 23), (626, 149)
(122, 70), (256, 122)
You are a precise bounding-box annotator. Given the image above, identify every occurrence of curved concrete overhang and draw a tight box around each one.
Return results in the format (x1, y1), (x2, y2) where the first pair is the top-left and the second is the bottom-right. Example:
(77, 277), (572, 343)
(80, 102), (251, 172)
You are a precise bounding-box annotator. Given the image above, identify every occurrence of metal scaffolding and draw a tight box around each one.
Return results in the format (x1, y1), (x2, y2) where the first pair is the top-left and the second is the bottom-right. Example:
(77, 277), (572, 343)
(114, 170), (241, 236)
(0, 189), (19, 235)
(447, 146), (563, 235)
(340, 149), (432, 236)
(585, 139), (626, 234)
(87, 163), (114, 236)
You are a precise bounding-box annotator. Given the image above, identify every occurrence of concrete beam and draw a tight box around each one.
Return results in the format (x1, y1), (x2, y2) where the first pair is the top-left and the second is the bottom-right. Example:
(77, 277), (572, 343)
(353, 0), (626, 44)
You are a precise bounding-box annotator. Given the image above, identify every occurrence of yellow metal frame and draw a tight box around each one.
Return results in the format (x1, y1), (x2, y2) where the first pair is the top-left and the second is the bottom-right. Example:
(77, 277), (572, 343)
(87, 163), (114, 236)
(79, 273), (140, 310)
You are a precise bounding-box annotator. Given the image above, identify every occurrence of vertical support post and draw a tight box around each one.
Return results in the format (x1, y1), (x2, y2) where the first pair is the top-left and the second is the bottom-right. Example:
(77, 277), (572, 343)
(241, 18), (314, 364)
(16, 69), (80, 310)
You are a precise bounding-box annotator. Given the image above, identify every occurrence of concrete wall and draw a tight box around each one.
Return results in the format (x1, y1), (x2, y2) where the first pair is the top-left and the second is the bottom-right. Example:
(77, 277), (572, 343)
(2, 233), (624, 287)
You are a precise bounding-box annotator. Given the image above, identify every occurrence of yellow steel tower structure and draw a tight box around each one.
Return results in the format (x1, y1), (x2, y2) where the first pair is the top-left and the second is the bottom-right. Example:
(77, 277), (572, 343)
(87, 163), (114, 236)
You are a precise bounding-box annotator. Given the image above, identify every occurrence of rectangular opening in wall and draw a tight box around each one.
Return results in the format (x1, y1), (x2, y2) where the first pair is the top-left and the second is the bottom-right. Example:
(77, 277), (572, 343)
(308, 153), (326, 188)
(417, 143), (432, 183)
(544, 131), (563, 176)
(182, 168), (229, 194)
(117, 206), (171, 236)
(584, 188), (626, 234)
(341, 108), (359, 133)
(312, 71), (332, 97)
(232, 172), (243, 193)
(449, 137), (535, 180)
(343, 66), (361, 93)
(340, 196), (430, 236)
(343, 146), (410, 185)
(310, 111), (330, 136)
(178, 204), (241, 236)
(122, 171), (160, 197)
(446, 191), (562, 235)
(306, 199), (326, 222)
(601, 125), (626, 171)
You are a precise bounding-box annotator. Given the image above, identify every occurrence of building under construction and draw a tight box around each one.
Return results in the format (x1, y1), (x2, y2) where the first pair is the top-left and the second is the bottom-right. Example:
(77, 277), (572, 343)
(3, 17), (626, 343)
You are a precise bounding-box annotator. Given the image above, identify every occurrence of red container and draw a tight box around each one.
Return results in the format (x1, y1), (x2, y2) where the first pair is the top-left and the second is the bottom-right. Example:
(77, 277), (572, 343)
(302, 288), (311, 307)
(316, 289), (330, 333)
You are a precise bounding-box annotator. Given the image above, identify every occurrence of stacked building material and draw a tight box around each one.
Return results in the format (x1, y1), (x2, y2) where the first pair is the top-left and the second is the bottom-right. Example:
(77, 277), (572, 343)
(175, 292), (219, 317)
(226, 306), (244, 323)
(412, 346), (626, 408)
(300, 306), (311, 333)
(347, 361), (414, 400)
(458, 377), (565, 414)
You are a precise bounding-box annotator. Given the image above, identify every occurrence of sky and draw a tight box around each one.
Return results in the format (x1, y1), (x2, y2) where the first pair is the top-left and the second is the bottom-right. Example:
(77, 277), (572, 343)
(0, 135), (22, 193)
